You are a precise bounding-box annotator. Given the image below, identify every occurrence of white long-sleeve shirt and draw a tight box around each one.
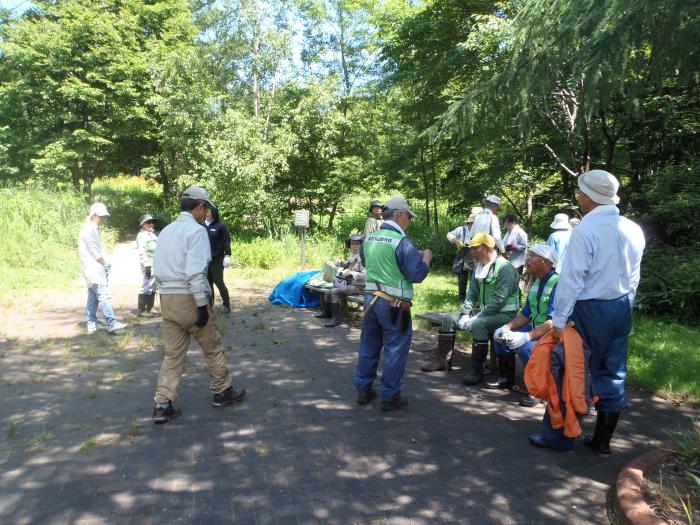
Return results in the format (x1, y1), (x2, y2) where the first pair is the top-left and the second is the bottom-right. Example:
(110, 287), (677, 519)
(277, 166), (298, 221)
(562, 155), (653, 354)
(503, 224), (528, 269)
(446, 224), (470, 244)
(470, 208), (505, 252)
(78, 219), (107, 285)
(552, 205), (645, 328)
(153, 212), (212, 306)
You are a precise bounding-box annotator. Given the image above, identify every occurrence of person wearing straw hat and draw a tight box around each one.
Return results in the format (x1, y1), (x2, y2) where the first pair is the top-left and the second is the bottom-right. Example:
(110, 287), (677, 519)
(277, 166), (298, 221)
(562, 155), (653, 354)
(547, 213), (572, 273)
(79, 202), (127, 334)
(316, 233), (366, 327)
(363, 199), (384, 236)
(470, 195), (505, 253)
(151, 187), (246, 424)
(355, 197), (432, 411)
(447, 207), (481, 301)
(420, 233), (519, 382)
(491, 244), (559, 406)
(136, 213), (158, 316)
(529, 170), (645, 456)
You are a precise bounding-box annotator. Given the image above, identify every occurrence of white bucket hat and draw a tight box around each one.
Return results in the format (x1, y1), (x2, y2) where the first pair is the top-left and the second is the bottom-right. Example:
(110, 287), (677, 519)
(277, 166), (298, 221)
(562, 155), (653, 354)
(528, 243), (559, 267)
(578, 170), (620, 205)
(550, 213), (571, 230)
(89, 202), (110, 217)
(485, 195), (501, 206)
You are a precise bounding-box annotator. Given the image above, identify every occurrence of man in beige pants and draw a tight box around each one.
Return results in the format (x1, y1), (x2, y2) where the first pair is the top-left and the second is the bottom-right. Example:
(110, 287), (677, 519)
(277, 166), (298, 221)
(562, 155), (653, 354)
(151, 186), (246, 424)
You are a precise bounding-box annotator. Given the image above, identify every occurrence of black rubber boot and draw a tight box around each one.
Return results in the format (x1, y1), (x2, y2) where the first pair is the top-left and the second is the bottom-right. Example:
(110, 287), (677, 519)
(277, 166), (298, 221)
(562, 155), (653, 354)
(462, 340), (489, 385)
(484, 355), (516, 389)
(316, 302), (332, 318)
(421, 331), (455, 372)
(137, 294), (149, 315)
(146, 293), (156, 312)
(584, 411), (620, 457)
(325, 302), (341, 327)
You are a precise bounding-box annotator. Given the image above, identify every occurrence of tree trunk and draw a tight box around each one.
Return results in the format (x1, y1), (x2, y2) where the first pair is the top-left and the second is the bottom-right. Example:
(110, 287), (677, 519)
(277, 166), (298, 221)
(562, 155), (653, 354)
(526, 189), (533, 236)
(419, 146), (430, 228)
(429, 146), (439, 232)
(327, 200), (339, 231)
(159, 157), (170, 198)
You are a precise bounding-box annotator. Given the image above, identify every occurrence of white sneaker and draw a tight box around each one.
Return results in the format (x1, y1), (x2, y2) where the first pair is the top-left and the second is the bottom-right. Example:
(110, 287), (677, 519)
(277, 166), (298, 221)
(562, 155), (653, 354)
(86, 322), (97, 334)
(108, 321), (127, 333)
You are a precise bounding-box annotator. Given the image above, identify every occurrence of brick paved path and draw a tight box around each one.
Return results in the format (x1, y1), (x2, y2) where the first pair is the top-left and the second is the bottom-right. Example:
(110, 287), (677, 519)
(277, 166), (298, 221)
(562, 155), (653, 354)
(0, 275), (696, 524)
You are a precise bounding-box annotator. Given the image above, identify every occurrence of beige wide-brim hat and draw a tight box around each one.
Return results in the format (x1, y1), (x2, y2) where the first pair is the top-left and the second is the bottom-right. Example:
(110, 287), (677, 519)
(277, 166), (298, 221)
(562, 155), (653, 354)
(578, 170), (620, 205)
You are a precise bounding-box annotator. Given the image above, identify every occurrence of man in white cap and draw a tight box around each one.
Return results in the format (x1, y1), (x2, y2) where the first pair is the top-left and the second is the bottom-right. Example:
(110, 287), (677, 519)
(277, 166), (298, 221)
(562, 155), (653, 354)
(491, 244), (560, 405)
(355, 197), (432, 411)
(547, 213), (572, 273)
(151, 186), (246, 424)
(529, 170), (645, 456)
(78, 202), (127, 334)
(446, 206), (481, 301)
(470, 195), (505, 253)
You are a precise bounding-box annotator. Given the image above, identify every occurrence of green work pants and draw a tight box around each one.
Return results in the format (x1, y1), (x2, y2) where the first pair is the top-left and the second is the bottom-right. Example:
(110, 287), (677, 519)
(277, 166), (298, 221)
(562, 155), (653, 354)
(441, 311), (516, 340)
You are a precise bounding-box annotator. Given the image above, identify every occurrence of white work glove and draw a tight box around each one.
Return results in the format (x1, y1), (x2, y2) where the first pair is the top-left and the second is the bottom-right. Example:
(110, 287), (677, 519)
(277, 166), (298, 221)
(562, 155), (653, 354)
(494, 325), (510, 342)
(222, 256), (232, 268)
(506, 331), (531, 350)
(458, 314), (478, 331)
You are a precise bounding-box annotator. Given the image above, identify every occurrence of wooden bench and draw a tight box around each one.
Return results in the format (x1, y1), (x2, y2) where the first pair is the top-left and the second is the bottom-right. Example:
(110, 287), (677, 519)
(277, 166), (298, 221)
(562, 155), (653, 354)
(305, 283), (365, 316)
(415, 311), (526, 392)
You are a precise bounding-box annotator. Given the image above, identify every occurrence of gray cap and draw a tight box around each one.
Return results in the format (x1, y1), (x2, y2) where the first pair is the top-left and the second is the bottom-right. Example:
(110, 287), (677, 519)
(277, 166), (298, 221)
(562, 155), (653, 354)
(369, 199), (383, 213)
(139, 213), (154, 226)
(345, 233), (364, 248)
(384, 197), (417, 218)
(528, 243), (559, 266)
(485, 195), (501, 205)
(578, 170), (620, 205)
(181, 186), (213, 208)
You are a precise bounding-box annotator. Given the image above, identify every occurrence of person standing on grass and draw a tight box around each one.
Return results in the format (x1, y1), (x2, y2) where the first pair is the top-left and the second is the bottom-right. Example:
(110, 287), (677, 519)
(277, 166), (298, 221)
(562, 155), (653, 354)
(136, 214), (158, 316)
(363, 199), (384, 236)
(502, 214), (528, 275)
(355, 197), (432, 411)
(447, 207), (481, 302)
(470, 195), (505, 253)
(78, 203), (127, 334)
(205, 204), (232, 313)
(547, 213), (572, 273)
(151, 187), (246, 424)
(529, 170), (645, 456)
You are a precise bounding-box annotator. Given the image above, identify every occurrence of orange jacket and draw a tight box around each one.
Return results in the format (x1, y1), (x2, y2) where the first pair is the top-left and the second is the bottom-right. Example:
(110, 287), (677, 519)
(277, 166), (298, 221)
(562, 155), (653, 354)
(525, 328), (598, 438)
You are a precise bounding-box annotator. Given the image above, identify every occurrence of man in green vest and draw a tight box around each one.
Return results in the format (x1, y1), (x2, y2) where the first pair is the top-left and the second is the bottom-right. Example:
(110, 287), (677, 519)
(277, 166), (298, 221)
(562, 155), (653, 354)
(420, 233), (519, 387)
(355, 197), (432, 411)
(490, 243), (560, 405)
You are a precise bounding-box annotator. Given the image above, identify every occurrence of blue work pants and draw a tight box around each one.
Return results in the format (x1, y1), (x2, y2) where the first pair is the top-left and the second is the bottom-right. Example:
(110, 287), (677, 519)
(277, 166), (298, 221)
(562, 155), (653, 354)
(355, 294), (412, 401)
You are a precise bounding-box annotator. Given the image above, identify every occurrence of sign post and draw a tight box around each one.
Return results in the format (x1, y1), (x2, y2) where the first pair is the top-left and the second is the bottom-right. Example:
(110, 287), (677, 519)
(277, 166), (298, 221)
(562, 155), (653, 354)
(294, 209), (310, 269)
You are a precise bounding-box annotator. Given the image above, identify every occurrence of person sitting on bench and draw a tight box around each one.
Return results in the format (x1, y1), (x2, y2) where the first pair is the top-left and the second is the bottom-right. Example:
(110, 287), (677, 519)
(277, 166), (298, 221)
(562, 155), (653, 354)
(420, 233), (519, 387)
(491, 244), (559, 406)
(316, 233), (366, 327)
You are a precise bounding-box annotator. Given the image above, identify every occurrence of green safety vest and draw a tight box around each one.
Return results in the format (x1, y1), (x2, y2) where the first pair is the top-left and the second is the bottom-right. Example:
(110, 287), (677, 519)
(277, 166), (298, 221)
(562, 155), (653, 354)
(363, 228), (414, 300)
(528, 273), (559, 327)
(477, 257), (519, 313)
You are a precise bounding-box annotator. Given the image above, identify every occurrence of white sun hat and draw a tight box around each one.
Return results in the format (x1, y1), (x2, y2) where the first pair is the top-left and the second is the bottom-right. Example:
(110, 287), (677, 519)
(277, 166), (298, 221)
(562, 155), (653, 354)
(578, 170), (620, 205)
(550, 213), (571, 230)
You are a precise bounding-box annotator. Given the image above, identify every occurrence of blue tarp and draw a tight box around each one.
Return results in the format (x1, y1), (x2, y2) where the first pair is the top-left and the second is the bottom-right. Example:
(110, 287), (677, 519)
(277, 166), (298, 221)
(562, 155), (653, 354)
(268, 270), (321, 308)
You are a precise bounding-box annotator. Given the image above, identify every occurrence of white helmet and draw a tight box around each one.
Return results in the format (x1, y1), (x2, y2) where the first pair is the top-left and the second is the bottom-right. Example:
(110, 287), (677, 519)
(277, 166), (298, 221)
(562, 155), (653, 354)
(89, 203), (110, 217)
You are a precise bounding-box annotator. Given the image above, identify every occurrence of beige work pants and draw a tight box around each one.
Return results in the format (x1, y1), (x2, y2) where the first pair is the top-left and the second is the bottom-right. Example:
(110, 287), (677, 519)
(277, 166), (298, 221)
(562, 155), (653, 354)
(153, 294), (231, 404)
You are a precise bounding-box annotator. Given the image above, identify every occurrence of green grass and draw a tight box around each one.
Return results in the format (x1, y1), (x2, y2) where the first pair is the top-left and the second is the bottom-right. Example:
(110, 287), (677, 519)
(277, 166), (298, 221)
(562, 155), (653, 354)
(628, 314), (700, 403)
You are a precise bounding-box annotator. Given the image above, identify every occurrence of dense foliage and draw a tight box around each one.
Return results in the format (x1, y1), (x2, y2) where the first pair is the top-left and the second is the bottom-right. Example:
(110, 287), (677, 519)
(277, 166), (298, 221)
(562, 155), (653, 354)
(1, 0), (698, 318)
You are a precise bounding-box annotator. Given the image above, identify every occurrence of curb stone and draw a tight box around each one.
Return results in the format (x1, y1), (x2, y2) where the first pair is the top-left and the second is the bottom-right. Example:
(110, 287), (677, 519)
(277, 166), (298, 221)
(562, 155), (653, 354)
(615, 448), (671, 525)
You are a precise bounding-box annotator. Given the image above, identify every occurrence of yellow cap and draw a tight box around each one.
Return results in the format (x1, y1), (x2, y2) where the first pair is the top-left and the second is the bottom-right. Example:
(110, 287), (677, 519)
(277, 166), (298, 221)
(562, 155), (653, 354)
(468, 233), (496, 248)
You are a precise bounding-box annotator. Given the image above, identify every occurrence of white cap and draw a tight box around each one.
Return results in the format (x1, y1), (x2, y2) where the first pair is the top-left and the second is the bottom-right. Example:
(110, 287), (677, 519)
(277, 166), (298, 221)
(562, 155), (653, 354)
(485, 195), (501, 205)
(89, 203), (110, 217)
(182, 186), (213, 208)
(578, 170), (620, 205)
(550, 213), (571, 230)
(470, 206), (483, 215)
(528, 243), (559, 266)
(384, 197), (417, 218)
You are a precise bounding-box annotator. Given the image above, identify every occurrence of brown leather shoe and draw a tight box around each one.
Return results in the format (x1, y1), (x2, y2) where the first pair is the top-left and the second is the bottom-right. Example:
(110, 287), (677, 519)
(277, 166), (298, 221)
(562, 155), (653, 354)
(152, 401), (182, 424)
(357, 388), (377, 405)
(212, 386), (247, 407)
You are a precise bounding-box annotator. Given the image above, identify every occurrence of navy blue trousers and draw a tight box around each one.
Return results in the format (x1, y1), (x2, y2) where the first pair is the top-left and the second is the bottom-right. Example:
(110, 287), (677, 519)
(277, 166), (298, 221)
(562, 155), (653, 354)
(355, 294), (413, 401)
(539, 295), (632, 450)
